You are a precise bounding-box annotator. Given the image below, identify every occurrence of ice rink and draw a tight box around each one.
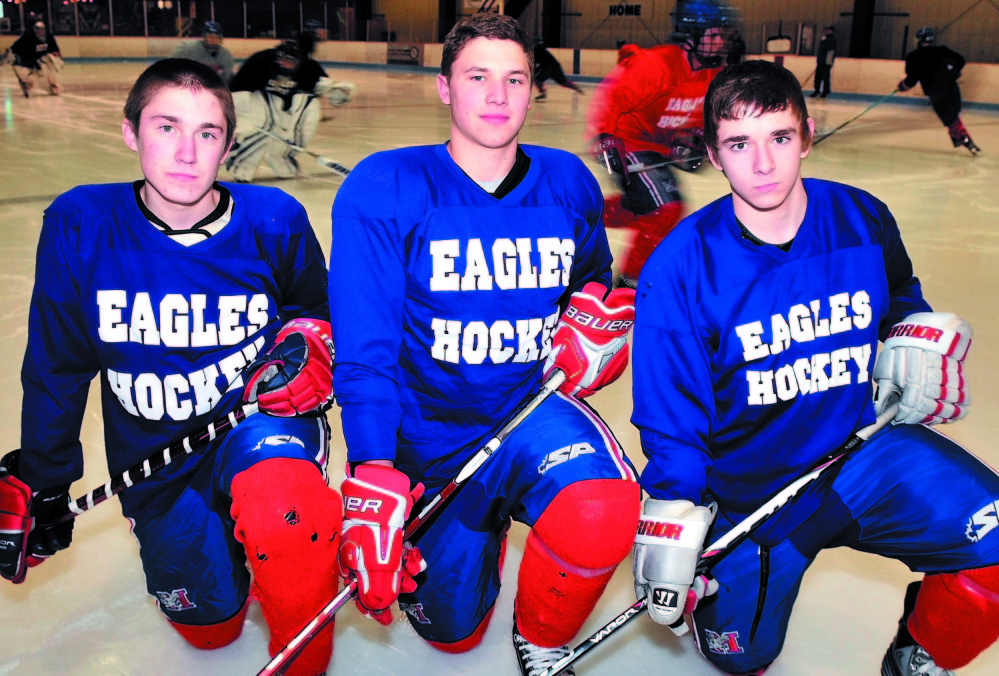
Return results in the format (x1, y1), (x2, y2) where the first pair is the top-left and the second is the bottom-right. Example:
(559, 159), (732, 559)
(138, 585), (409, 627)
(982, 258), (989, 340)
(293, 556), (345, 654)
(2, 61), (999, 675)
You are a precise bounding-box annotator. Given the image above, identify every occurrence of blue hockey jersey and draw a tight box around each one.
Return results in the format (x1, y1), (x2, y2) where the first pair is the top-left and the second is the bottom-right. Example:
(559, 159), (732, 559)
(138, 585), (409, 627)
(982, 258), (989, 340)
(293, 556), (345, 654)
(20, 183), (328, 518)
(329, 143), (613, 485)
(632, 178), (930, 520)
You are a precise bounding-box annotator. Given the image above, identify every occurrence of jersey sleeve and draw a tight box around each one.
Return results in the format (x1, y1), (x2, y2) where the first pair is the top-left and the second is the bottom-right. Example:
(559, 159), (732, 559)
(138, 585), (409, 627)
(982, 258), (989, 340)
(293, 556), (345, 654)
(874, 199), (931, 337)
(229, 52), (271, 92)
(19, 199), (101, 492)
(584, 51), (671, 142)
(566, 163), (613, 294)
(631, 238), (715, 503)
(277, 200), (329, 324)
(329, 160), (406, 464)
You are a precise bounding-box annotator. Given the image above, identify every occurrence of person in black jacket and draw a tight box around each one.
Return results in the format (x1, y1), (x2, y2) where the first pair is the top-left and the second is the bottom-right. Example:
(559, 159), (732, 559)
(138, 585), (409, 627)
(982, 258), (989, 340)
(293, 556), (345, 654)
(899, 27), (979, 154)
(7, 21), (62, 97)
(811, 25), (836, 98)
(533, 37), (583, 100)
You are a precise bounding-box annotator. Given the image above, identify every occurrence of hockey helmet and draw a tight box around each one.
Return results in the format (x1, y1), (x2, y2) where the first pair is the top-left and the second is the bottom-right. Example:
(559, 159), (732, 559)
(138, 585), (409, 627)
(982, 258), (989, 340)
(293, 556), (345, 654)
(671, 0), (739, 43)
(915, 26), (937, 45)
(274, 40), (302, 74)
(202, 21), (224, 38)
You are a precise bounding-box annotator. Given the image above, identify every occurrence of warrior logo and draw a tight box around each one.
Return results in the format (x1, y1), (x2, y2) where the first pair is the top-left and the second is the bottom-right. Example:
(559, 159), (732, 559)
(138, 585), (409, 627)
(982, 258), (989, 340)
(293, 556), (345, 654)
(652, 587), (680, 611)
(705, 629), (745, 655)
(538, 443), (596, 475)
(156, 588), (197, 612)
(399, 602), (431, 624)
(966, 500), (999, 542)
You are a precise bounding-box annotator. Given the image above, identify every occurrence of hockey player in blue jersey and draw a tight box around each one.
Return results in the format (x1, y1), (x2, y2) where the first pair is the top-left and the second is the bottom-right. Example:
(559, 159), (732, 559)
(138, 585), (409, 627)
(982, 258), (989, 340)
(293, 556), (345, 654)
(329, 14), (640, 676)
(0, 59), (341, 676)
(630, 60), (999, 676)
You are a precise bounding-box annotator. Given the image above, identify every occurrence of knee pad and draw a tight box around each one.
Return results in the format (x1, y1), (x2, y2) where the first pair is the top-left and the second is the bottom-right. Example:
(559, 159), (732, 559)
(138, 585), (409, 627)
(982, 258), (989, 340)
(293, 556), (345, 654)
(515, 479), (640, 646)
(620, 201), (684, 280)
(231, 458), (342, 676)
(909, 565), (999, 669)
(169, 601), (249, 650)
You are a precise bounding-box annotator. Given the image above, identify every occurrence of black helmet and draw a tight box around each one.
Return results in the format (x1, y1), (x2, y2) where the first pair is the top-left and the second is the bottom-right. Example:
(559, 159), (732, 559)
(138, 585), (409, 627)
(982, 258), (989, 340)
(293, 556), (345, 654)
(916, 27), (937, 45)
(202, 21), (223, 38)
(671, 0), (739, 68)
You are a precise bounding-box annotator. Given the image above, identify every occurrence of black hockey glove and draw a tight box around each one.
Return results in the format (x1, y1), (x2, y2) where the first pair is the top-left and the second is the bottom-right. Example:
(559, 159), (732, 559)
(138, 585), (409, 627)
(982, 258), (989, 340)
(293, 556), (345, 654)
(0, 450), (73, 584)
(590, 133), (630, 185)
(669, 130), (708, 173)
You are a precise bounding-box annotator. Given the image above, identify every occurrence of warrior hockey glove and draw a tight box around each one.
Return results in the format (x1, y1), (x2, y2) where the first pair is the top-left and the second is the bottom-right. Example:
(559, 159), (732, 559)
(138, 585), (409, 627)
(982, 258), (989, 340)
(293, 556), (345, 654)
(544, 282), (636, 398)
(339, 465), (426, 626)
(590, 133), (629, 185)
(874, 312), (972, 425)
(244, 318), (335, 417)
(0, 450), (73, 584)
(633, 499), (716, 636)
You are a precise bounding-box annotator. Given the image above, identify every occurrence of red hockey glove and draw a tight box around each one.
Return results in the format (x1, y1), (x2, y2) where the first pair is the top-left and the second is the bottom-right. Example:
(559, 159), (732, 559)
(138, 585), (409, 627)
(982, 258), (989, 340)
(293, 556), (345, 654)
(0, 450), (73, 584)
(544, 282), (636, 398)
(243, 318), (334, 417)
(873, 312), (972, 425)
(339, 465), (426, 625)
(590, 133), (629, 185)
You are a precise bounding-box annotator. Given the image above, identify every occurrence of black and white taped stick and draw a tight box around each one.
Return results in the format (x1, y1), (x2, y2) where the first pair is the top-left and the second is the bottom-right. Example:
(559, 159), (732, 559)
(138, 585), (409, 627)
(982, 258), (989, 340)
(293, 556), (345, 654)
(625, 155), (708, 174)
(256, 369), (568, 676)
(812, 89), (899, 147)
(537, 401), (900, 676)
(258, 129), (352, 178)
(45, 403), (260, 526)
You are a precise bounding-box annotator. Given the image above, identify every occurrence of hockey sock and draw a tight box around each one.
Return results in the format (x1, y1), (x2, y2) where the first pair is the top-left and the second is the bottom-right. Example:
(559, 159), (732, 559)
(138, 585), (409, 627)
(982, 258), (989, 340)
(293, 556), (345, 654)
(426, 535), (508, 653)
(515, 479), (640, 647)
(169, 600), (249, 650)
(231, 458), (342, 676)
(620, 201), (683, 281)
(601, 194), (632, 230)
(908, 565), (999, 669)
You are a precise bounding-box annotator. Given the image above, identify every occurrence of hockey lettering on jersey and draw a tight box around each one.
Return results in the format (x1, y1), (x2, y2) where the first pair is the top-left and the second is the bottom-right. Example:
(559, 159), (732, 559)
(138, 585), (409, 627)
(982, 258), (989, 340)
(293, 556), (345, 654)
(657, 97), (706, 129)
(734, 291), (874, 405)
(430, 311), (559, 365)
(429, 237), (575, 291)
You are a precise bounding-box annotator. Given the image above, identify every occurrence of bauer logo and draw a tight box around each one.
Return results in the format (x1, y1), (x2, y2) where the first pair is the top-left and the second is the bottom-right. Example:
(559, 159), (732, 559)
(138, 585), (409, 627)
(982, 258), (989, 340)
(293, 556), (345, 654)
(966, 500), (999, 542)
(345, 497), (383, 513)
(652, 588), (679, 611)
(156, 588), (197, 612)
(706, 629), (745, 655)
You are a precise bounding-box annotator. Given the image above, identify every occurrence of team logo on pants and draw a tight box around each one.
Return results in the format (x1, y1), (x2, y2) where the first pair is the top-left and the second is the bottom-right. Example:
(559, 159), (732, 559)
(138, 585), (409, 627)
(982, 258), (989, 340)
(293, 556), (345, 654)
(156, 588), (197, 612)
(399, 601), (431, 624)
(537, 443), (595, 475)
(705, 629), (745, 655)
(966, 500), (999, 542)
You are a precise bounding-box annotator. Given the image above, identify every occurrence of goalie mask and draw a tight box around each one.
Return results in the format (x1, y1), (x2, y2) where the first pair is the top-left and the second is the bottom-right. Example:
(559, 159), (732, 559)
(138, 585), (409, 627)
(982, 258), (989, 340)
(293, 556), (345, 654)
(274, 40), (302, 76)
(670, 0), (740, 69)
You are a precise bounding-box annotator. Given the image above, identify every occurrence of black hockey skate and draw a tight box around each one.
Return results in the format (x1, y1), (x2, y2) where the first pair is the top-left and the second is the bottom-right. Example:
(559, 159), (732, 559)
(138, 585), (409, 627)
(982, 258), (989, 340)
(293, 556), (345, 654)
(881, 582), (957, 676)
(512, 614), (575, 676)
(962, 136), (981, 156)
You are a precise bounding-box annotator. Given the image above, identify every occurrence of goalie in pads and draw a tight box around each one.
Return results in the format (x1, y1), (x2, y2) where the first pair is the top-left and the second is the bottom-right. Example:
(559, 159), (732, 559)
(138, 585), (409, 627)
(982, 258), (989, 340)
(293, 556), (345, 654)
(8, 21), (63, 97)
(226, 33), (355, 182)
(631, 60), (999, 676)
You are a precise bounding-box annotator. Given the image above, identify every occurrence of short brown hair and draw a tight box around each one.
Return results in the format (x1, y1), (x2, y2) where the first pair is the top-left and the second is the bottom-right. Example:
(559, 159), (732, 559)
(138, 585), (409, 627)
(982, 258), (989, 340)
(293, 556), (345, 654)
(124, 58), (236, 145)
(440, 14), (533, 81)
(704, 60), (811, 150)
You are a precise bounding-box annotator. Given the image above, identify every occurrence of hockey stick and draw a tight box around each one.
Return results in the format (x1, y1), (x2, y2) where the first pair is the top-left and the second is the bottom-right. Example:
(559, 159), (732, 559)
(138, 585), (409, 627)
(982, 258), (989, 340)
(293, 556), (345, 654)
(258, 129), (351, 178)
(43, 403), (260, 526)
(256, 369), (568, 676)
(625, 155), (708, 175)
(537, 400), (900, 676)
(10, 65), (30, 99)
(812, 89), (899, 147)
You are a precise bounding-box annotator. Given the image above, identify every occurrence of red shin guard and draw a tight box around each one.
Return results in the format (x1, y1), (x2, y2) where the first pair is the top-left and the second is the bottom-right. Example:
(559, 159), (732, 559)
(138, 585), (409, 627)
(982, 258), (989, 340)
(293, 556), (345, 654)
(170, 600), (249, 649)
(909, 565), (999, 669)
(601, 195), (632, 230)
(619, 201), (683, 280)
(231, 458), (342, 676)
(427, 536), (509, 654)
(515, 479), (640, 647)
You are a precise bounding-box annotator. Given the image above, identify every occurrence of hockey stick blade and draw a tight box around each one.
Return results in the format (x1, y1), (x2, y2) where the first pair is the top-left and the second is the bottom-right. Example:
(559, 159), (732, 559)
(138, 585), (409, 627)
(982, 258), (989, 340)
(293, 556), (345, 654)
(536, 401), (899, 676)
(314, 156), (351, 178)
(256, 370), (568, 676)
(43, 403), (260, 526)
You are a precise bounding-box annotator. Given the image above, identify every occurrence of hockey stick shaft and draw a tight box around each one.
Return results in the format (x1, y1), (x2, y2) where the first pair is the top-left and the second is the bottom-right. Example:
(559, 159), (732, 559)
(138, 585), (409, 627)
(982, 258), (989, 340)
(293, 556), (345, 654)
(258, 129), (351, 177)
(812, 89), (898, 147)
(256, 370), (568, 676)
(537, 401), (899, 676)
(46, 403), (259, 526)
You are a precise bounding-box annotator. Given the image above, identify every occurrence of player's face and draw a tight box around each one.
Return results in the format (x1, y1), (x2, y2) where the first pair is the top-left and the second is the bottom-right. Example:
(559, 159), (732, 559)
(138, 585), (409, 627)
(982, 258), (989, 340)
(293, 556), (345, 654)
(122, 85), (230, 210)
(204, 34), (222, 48)
(708, 106), (814, 213)
(697, 27), (725, 59)
(437, 37), (532, 153)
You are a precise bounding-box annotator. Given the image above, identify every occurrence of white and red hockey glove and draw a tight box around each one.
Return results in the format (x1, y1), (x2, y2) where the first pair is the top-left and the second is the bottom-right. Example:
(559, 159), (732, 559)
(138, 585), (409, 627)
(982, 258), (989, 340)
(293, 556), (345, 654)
(243, 318), (335, 417)
(338, 465), (426, 625)
(873, 312), (972, 425)
(590, 133), (629, 185)
(633, 498), (717, 636)
(0, 450), (74, 584)
(544, 282), (636, 398)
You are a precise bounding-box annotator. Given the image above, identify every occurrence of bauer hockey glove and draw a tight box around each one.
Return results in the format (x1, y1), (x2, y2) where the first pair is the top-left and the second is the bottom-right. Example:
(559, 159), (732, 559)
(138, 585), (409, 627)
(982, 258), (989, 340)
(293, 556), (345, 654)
(590, 133), (630, 185)
(633, 499), (717, 636)
(243, 318), (335, 417)
(339, 465), (426, 625)
(0, 450), (74, 584)
(873, 312), (972, 425)
(544, 282), (636, 398)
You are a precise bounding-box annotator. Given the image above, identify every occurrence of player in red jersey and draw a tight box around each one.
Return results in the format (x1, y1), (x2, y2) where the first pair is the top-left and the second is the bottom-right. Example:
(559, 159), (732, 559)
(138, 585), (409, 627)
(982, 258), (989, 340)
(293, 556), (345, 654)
(584, 0), (738, 288)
